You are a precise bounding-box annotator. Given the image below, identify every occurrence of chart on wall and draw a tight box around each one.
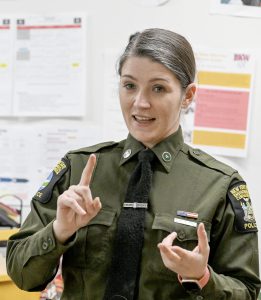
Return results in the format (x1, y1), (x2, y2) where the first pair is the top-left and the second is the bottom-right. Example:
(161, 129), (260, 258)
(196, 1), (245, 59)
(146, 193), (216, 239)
(182, 46), (255, 157)
(0, 14), (87, 117)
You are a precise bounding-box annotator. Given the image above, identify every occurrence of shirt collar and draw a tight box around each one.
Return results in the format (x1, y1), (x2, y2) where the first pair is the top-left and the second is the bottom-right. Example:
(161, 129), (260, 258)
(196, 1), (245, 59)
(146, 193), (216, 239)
(119, 126), (184, 173)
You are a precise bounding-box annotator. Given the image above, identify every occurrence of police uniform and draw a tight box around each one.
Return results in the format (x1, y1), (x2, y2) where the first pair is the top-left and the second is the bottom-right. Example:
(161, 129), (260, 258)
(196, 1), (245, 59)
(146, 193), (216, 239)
(6, 127), (260, 299)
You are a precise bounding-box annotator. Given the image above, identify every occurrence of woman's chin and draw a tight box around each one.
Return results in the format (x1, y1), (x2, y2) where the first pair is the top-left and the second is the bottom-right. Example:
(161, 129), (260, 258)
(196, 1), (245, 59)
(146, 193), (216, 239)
(131, 132), (156, 148)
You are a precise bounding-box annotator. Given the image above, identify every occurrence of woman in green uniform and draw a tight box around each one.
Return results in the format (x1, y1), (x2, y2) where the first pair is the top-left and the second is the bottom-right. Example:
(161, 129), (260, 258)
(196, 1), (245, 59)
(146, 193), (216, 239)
(6, 28), (260, 299)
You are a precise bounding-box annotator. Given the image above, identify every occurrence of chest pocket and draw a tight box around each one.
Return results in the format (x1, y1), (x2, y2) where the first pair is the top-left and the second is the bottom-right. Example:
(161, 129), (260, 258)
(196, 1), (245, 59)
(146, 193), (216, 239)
(145, 213), (211, 278)
(85, 208), (117, 271)
(152, 213), (211, 246)
(63, 209), (116, 270)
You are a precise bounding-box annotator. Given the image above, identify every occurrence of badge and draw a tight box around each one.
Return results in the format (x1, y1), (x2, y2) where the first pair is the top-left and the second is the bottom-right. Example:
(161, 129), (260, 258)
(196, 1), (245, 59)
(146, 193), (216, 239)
(228, 181), (257, 233)
(33, 157), (69, 204)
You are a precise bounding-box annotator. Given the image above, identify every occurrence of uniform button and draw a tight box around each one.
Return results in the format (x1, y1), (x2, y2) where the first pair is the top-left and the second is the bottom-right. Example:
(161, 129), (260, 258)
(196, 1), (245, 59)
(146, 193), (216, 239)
(178, 230), (186, 240)
(196, 296), (204, 300)
(123, 149), (132, 159)
(162, 151), (172, 162)
(48, 237), (53, 246)
(193, 149), (201, 156)
(42, 241), (48, 250)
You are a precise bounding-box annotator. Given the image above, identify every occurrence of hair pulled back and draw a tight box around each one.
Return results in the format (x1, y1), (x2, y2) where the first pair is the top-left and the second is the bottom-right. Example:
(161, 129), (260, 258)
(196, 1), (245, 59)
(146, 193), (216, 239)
(118, 28), (196, 89)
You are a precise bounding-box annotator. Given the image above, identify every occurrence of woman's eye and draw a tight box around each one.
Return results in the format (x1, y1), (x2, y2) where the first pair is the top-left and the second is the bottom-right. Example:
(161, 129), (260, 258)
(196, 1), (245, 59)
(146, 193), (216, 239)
(153, 85), (165, 93)
(123, 83), (136, 90)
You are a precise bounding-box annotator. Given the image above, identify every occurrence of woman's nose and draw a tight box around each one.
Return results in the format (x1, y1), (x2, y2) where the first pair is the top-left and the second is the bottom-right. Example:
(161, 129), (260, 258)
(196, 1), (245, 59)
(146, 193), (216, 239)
(133, 90), (151, 108)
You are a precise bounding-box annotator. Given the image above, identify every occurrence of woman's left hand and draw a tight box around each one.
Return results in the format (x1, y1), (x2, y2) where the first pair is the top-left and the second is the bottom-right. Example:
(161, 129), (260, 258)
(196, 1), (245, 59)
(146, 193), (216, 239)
(157, 223), (210, 279)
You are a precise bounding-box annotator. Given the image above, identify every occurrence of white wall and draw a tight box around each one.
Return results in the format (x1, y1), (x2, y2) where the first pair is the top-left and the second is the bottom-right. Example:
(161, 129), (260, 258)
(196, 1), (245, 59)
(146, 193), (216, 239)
(1, 0), (261, 258)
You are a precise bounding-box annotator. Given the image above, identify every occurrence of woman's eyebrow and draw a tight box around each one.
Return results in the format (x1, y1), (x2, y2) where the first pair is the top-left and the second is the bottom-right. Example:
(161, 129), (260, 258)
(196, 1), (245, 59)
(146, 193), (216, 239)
(121, 74), (136, 80)
(121, 74), (170, 83)
(148, 78), (170, 83)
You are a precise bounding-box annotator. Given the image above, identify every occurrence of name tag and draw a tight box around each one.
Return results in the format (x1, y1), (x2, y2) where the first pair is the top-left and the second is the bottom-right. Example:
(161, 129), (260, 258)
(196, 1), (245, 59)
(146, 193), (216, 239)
(174, 217), (197, 228)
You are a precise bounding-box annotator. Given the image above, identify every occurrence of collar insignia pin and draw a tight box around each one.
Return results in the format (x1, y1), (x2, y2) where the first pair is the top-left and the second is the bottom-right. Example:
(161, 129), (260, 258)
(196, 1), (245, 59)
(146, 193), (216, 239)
(123, 149), (132, 159)
(162, 151), (172, 162)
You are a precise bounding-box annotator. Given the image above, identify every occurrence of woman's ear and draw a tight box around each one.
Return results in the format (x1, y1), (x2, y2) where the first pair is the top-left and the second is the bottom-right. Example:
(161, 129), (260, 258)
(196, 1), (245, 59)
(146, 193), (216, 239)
(181, 83), (197, 109)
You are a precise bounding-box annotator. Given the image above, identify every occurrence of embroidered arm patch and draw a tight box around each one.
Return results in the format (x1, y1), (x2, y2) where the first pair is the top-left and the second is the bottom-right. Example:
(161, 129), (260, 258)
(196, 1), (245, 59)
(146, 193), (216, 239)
(227, 181), (257, 233)
(33, 157), (69, 204)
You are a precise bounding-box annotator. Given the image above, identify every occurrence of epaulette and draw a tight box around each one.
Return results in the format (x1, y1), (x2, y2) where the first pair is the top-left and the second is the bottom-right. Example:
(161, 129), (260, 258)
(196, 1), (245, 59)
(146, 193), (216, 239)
(185, 145), (237, 176)
(68, 141), (119, 154)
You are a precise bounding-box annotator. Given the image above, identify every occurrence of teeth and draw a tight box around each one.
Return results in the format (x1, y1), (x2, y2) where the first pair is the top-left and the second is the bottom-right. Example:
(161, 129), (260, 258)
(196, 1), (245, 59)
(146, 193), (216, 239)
(135, 116), (152, 121)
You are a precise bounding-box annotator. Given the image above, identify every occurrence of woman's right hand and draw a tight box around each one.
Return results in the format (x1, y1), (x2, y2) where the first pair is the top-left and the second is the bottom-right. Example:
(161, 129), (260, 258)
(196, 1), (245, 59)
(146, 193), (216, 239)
(157, 223), (209, 280)
(53, 154), (102, 244)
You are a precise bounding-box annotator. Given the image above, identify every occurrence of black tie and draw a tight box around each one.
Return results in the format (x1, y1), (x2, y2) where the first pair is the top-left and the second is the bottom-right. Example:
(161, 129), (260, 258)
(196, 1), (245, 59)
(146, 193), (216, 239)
(103, 148), (155, 300)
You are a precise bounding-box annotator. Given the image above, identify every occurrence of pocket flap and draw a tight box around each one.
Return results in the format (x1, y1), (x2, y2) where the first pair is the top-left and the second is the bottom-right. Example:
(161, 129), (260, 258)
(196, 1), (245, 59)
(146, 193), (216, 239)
(87, 209), (116, 226)
(152, 213), (211, 242)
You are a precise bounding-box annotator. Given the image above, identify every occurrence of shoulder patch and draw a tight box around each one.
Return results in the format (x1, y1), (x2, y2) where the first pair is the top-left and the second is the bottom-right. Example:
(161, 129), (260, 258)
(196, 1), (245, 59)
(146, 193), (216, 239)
(33, 157), (69, 204)
(227, 181), (257, 233)
(187, 147), (236, 176)
(68, 141), (118, 154)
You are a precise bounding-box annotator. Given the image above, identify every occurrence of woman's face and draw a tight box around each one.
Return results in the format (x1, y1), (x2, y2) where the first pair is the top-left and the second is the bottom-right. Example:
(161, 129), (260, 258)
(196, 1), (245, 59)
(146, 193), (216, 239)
(119, 56), (196, 148)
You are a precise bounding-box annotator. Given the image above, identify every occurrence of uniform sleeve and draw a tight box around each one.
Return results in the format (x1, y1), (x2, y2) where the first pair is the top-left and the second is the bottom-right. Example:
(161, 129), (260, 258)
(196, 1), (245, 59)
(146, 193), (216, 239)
(198, 175), (260, 299)
(6, 156), (77, 291)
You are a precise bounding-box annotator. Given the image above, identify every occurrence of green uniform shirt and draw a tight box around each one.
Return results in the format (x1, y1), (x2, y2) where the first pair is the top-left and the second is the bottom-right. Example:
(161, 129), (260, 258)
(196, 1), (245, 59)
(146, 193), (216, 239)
(6, 127), (261, 299)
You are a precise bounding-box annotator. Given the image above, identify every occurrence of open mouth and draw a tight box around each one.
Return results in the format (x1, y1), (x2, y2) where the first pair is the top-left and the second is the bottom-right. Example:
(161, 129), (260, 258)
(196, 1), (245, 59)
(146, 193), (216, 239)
(133, 115), (156, 123)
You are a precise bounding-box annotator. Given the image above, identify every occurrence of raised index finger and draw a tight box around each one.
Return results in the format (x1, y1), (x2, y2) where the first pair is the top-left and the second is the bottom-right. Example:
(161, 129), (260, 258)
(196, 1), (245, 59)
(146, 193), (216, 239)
(79, 154), (97, 186)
